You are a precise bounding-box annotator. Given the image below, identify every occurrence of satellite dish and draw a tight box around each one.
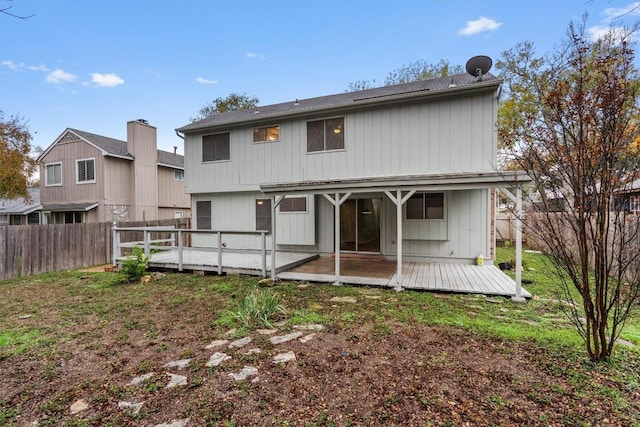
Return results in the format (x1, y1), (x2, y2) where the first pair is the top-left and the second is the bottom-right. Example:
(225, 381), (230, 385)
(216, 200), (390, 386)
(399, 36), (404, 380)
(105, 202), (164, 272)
(465, 55), (492, 81)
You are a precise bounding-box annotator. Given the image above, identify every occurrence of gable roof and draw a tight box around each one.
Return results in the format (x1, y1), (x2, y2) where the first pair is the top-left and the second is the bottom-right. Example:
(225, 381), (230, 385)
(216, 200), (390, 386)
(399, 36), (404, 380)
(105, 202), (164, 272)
(68, 128), (134, 159)
(177, 73), (501, 133)
(38, 128), (184, 169)
(0, 187), (42, 215)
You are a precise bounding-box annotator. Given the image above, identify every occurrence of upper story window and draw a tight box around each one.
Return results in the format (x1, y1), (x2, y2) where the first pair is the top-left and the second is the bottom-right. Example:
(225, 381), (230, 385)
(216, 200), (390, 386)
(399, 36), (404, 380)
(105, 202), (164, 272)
(253, 125), (280, 143)
(406, 192), (445, 220)
(174, 170), (185, 181)
(76, 158), (95, 184)
(203, 133), (230, 162)
(630, 195), (640, 212)
(307, 117), (344, 152)
(45, 162), (62, 186)
(279, 196), (307, 213)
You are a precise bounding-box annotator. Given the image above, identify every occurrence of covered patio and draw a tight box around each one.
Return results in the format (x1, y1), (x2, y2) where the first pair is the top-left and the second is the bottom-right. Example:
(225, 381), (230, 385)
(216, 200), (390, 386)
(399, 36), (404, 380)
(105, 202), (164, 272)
(262, 170), (532, 301)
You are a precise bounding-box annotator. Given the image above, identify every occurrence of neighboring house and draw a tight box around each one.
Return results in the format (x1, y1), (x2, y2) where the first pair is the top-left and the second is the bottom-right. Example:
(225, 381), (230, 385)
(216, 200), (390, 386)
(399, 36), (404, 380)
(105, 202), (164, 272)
(176, 71), (525, 266)
(0, 187), (42, 225)
(37, 120), (190, 224)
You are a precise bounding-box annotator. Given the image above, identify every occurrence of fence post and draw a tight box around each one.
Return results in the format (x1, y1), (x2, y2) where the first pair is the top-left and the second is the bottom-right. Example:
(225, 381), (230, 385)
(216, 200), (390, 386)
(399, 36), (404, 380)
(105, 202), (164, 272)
(178, 230), (183, 272)
(261, 232), (267, 278)
(144, 229), (150, 255)
(217, 231), (223, 275)
(112, 221), (118, 266)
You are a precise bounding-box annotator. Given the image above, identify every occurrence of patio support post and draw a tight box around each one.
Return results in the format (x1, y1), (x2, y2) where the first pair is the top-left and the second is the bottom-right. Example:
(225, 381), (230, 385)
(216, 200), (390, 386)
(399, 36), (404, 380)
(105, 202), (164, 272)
(512, 187), (525, 302)
(322, 192), (351, 286)
(396, 189), (403, 291)
(384, 189), (415, 292)
(270, 196), (285, 280)
(501, 187), (526, 302)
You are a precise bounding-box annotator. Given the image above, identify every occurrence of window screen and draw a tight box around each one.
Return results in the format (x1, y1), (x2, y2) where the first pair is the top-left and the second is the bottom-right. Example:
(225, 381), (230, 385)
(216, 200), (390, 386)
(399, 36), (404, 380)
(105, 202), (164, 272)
(196, 200), (211, 229)
(202, 133), (230, 161)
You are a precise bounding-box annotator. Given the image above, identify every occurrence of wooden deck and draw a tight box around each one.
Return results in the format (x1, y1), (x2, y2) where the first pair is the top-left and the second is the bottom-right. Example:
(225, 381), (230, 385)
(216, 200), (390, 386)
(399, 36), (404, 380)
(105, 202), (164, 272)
(144, 249), (530, 298)
(280, 256), (531, 298)
(146, 249), (318, 276)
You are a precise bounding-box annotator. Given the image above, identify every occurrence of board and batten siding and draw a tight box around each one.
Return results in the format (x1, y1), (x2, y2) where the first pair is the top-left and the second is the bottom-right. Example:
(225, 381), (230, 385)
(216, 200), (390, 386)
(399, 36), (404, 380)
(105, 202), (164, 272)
(40, 139), (104, 205)
(184, 92), (497, 194)
(191, 189), (489, 262)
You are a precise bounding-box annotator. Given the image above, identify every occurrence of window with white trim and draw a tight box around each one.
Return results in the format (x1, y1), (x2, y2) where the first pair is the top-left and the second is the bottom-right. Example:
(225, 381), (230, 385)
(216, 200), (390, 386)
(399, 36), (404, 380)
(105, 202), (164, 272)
(406, 192), (445, 220)
(45, 163), (62, 186)
(174, 170), (185, 181)
(630, 195), (640, 212)
(253, 125), (280, 143)
(76, 158), (95, 183)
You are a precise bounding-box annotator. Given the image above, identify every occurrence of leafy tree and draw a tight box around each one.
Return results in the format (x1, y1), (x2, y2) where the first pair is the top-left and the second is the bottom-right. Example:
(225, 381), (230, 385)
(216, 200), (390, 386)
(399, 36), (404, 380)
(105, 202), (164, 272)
(0, 111), (37, 201)
(191, 92), (259, 122)
(347, 59), (463, 92)
(498, 19), (640, 361)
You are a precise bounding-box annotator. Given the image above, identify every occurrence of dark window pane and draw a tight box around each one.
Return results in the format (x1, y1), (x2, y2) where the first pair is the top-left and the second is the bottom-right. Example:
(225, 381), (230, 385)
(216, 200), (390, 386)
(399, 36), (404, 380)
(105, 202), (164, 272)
(253, 127), (267, 142)
(280, 196), (307, 212)
(425, 193), (444, 219)
(196, 201), (211, 229)
(406, 194), (424, 219)
(256, 199), (272, 232)
(325, 118), (344, 150)
(307, 120), (324, 152)
(202, 133), (230, 161)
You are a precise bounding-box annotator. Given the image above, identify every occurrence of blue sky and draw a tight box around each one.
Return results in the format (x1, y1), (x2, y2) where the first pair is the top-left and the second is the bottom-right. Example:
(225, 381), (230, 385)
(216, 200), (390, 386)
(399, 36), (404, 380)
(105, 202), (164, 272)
(2, 0), (640, 155)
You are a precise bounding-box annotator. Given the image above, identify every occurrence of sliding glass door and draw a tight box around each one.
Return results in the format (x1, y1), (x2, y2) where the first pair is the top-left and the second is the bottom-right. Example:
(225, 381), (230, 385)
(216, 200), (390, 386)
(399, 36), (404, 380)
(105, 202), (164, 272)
(340, 198), (381, 253)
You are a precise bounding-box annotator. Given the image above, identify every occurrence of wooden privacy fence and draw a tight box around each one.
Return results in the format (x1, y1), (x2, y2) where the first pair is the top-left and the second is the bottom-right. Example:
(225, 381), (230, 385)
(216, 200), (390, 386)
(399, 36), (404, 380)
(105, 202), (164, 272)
(0, 218), (191, 280)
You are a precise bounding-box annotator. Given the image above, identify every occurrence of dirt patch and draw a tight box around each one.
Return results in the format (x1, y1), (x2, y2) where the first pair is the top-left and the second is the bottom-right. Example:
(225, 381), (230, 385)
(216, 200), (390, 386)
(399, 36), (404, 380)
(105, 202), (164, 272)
(2, 321), (637, 426)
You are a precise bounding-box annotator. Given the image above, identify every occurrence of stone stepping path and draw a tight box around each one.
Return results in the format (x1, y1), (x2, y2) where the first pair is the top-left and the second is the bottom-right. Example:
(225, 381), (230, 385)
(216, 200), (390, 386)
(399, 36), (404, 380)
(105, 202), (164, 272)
(115, 323), (326, 425)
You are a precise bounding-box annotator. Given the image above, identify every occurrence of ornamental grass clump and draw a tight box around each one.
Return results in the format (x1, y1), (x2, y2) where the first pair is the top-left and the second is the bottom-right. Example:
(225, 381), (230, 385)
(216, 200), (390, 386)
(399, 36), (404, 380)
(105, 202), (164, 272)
(232, 289), (286, 329)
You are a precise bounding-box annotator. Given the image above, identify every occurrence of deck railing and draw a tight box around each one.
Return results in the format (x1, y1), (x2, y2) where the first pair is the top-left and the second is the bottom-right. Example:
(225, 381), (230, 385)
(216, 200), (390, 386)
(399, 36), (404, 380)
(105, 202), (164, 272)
(112, 225), (270, 277)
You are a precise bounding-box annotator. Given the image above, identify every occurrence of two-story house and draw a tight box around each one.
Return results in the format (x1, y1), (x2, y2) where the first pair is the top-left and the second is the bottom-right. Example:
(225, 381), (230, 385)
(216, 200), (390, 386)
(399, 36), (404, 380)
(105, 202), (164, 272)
(176, 70), (527, 282)
(38, 120), (190, 223)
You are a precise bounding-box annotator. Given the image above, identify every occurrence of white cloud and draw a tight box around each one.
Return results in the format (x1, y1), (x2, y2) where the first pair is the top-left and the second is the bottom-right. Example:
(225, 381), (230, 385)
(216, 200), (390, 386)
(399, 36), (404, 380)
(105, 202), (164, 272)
(459, 17), (503, 36)
(196, 76), (218, 85)
(1, 60), (24, 70)
(604, 2), (640, 21)
(28, 64), (50, 72)
(90, 72), (124, 87)
(246, 52), (266, 60)
(46, 69), (77, 84)
(587, 25), (635, 43)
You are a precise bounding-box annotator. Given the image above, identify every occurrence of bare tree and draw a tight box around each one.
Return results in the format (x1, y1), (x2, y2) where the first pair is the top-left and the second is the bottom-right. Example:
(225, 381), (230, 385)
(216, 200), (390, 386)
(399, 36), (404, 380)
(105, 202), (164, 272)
(498, 18), (640, 361)
(0, 0), (34, 19)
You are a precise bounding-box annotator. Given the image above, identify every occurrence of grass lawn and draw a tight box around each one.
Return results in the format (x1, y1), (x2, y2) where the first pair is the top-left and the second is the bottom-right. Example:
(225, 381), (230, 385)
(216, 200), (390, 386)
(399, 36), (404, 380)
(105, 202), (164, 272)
(0, 249), (639, 426)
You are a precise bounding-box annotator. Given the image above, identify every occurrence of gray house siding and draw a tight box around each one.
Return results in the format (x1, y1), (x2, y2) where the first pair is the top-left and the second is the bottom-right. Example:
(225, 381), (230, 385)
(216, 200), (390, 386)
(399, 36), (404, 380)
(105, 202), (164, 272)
(184, 92), (497, 194)
(183, 79), (499, 263)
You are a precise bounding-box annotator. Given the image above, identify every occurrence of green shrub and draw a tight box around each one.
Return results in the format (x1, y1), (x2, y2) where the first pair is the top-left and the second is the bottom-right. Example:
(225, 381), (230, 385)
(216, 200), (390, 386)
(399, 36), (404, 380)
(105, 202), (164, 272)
(230, 289), (286, 329)
(120, 247), (149, 282)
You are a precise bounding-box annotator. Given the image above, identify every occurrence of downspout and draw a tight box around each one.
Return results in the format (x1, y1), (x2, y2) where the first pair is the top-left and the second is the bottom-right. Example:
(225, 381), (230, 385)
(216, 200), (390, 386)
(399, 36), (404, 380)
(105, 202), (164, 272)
(175, 130), (185, 140)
